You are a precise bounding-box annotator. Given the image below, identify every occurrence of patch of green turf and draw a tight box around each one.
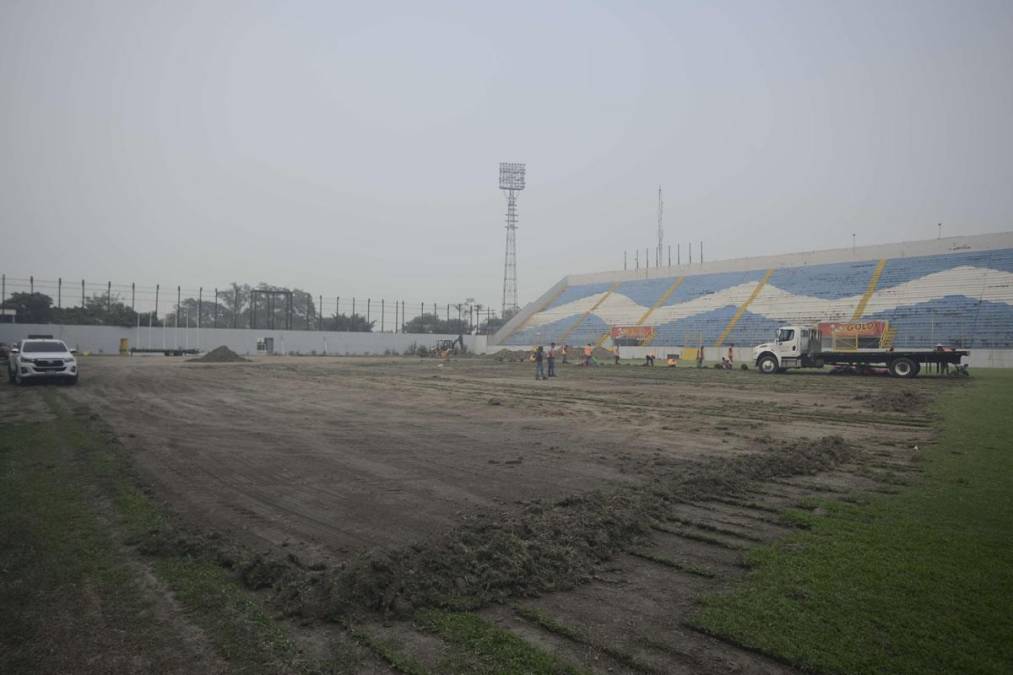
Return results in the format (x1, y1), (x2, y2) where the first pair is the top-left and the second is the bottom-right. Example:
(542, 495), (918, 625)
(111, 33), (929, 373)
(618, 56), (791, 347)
(417, 609), (584, 674)
(0, 390), (310, 673)
(695, 371), (1013, 675)
(350, 627), (431, 675)
(154, 557), (302, 670)
(513, 605), (654, 673)
(0, 400), (181, 671)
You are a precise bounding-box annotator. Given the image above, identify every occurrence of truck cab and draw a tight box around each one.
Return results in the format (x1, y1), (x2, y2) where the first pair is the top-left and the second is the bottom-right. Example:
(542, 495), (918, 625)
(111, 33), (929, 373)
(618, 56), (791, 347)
(753, 325), (822, 373)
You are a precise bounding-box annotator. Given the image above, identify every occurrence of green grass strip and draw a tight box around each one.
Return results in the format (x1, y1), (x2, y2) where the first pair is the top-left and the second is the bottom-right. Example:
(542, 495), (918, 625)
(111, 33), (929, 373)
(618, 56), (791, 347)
(513, 605), (655, 673)
(350, 627), (430, 675)
(0, 390), (307, 673)
(695, 370), (1013, 675)
(416, 609), (584, 675)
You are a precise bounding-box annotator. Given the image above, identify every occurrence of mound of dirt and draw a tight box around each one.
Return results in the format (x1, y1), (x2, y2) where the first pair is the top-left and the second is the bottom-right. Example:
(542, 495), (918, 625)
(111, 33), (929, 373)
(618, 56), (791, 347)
(265, 435), (858, 620)
(852, 389), (926, 413)
(130, 433), (859, 623)
(188, 346), (251, 363)
(488, 348), (531, 363)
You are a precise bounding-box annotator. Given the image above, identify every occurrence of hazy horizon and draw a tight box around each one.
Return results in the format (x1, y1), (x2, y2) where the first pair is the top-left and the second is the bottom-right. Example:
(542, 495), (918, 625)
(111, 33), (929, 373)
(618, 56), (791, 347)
(3, 0), (1012, 311)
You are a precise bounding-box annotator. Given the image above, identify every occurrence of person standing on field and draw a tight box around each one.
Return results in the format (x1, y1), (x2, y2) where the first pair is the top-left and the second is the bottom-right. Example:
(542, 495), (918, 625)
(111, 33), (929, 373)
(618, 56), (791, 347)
(583, 343), (593, 367)
(727, 344), (735, 367)
(561, 344), (569, 365)
(534, 345), (546, 380)
(547, 342), (557, 377)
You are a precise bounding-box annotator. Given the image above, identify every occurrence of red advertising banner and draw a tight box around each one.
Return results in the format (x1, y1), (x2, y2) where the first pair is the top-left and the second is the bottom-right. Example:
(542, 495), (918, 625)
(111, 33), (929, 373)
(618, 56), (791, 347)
(610, 325), (656, 346)
(817, 321), (889, 350)
(817, 321), (888, 338)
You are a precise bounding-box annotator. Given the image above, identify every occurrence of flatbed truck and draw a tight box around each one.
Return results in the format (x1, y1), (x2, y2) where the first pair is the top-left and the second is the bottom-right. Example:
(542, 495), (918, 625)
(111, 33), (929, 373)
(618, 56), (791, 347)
(752, 322), (967, 378)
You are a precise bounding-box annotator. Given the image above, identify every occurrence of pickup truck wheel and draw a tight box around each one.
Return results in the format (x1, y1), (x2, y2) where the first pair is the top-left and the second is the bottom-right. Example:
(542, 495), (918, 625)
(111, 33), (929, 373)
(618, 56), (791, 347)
(889, 357), (917, 378)
(757, 355), (778, 374)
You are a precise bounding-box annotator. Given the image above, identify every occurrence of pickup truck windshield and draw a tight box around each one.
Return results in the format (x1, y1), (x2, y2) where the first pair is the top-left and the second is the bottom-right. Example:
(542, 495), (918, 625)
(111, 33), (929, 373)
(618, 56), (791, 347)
(22, 341), (68, 353)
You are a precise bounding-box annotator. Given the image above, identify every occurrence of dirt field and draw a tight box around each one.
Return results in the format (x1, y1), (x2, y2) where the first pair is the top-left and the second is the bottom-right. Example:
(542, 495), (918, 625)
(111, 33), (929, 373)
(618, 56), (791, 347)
(51, 354), (945, 673)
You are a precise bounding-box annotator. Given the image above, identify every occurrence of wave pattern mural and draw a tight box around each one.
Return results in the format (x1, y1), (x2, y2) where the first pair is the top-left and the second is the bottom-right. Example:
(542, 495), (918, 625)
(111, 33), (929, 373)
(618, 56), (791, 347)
(503, 248), (1013, 349)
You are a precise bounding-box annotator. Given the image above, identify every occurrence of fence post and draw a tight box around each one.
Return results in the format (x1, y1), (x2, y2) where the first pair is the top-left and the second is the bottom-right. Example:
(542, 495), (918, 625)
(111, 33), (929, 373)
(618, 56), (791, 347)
(233, 287), (238, 328)
(367, 298), (371, 326)
(131, 282), (135, 312)
(57, 277), (61, 308)
(352, 297), (356, 317)
(394, 300), (398, 334)
(155, 284), (160, 319)
(446, 303), (449, 324)
(381, 299), (385, 332)
(336, 296), (340, 317)
(30, 275), (34, 294)
(214, 288), (218, 328)
(81, 279), (85, 306)
(319, 295), (323, 330)
(107, 281), (112, 313)
(198, 287), (202, 329)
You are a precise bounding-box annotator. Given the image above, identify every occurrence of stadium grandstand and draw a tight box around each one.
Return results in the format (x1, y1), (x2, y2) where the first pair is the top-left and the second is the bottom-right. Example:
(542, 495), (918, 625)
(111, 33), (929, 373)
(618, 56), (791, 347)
(492, 232), (1013, 360)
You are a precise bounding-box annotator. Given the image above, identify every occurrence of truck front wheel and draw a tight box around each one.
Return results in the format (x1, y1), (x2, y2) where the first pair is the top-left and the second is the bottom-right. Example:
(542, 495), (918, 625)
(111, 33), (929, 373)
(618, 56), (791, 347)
(889, 357), (917, 378)
(757, 355), (779, 374)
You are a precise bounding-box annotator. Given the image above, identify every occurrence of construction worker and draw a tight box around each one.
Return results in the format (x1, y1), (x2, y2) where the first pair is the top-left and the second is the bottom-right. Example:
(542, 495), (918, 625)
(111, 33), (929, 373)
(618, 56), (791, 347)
(547, 342), (557, 377)
(583, 343), (593, 367)
(534, 345), (546, 380)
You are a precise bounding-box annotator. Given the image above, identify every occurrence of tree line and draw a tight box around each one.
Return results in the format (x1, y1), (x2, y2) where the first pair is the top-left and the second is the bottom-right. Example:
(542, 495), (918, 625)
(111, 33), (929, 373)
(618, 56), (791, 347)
(2, 283), (514, 334)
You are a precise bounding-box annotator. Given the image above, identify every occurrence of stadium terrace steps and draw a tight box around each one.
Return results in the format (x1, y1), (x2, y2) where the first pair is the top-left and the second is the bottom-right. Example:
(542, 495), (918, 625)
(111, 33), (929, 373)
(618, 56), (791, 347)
(495, 234), (1013, 350)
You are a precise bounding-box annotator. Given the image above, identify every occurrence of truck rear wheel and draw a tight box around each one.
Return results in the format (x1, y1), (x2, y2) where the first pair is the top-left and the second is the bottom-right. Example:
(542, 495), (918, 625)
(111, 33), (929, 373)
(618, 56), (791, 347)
(757, 355), (778, 374)
(889, 357), (917, 378)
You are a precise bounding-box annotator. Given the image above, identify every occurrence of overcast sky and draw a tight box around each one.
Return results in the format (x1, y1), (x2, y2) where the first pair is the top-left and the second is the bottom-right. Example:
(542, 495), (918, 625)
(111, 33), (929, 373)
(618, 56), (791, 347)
(2, 0), (1011, 310)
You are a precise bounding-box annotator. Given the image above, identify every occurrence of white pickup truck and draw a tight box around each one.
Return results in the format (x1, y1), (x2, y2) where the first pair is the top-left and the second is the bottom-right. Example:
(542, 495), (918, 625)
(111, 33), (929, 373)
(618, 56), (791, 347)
(7, 336), (79, 385)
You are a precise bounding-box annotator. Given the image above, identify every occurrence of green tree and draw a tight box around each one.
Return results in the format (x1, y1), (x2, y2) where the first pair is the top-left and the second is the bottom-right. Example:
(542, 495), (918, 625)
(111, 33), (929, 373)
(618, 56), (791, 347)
(55, 293), (144, 327)
(4, 292), (53, 323)
(322, 313), (374, 332)
(478, 308), (516, 334)
(402, 313), (469, 335)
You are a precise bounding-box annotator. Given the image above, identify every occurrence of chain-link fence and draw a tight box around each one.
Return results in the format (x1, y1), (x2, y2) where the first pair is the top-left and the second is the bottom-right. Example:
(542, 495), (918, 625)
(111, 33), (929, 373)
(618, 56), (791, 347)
(0, 275), (509, 335)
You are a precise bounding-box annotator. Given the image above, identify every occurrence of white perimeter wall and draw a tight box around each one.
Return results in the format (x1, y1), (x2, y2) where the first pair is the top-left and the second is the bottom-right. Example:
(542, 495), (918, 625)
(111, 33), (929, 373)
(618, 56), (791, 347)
(0, 323), (488, 356)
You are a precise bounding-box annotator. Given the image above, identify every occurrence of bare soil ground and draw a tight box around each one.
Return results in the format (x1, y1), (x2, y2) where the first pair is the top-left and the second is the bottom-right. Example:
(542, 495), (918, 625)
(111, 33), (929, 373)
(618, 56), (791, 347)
(57, 355), (945, 673)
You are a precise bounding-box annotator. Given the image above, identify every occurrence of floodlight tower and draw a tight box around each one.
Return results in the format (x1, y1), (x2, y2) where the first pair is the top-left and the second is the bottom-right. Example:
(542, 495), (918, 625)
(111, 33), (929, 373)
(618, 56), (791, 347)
(499, 162), (526, 316)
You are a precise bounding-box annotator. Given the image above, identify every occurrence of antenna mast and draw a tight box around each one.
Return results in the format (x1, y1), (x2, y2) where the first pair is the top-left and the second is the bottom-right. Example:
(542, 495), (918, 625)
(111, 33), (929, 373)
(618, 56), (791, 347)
(656, 185), (664, 267)
(499, 162), (526, 316)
